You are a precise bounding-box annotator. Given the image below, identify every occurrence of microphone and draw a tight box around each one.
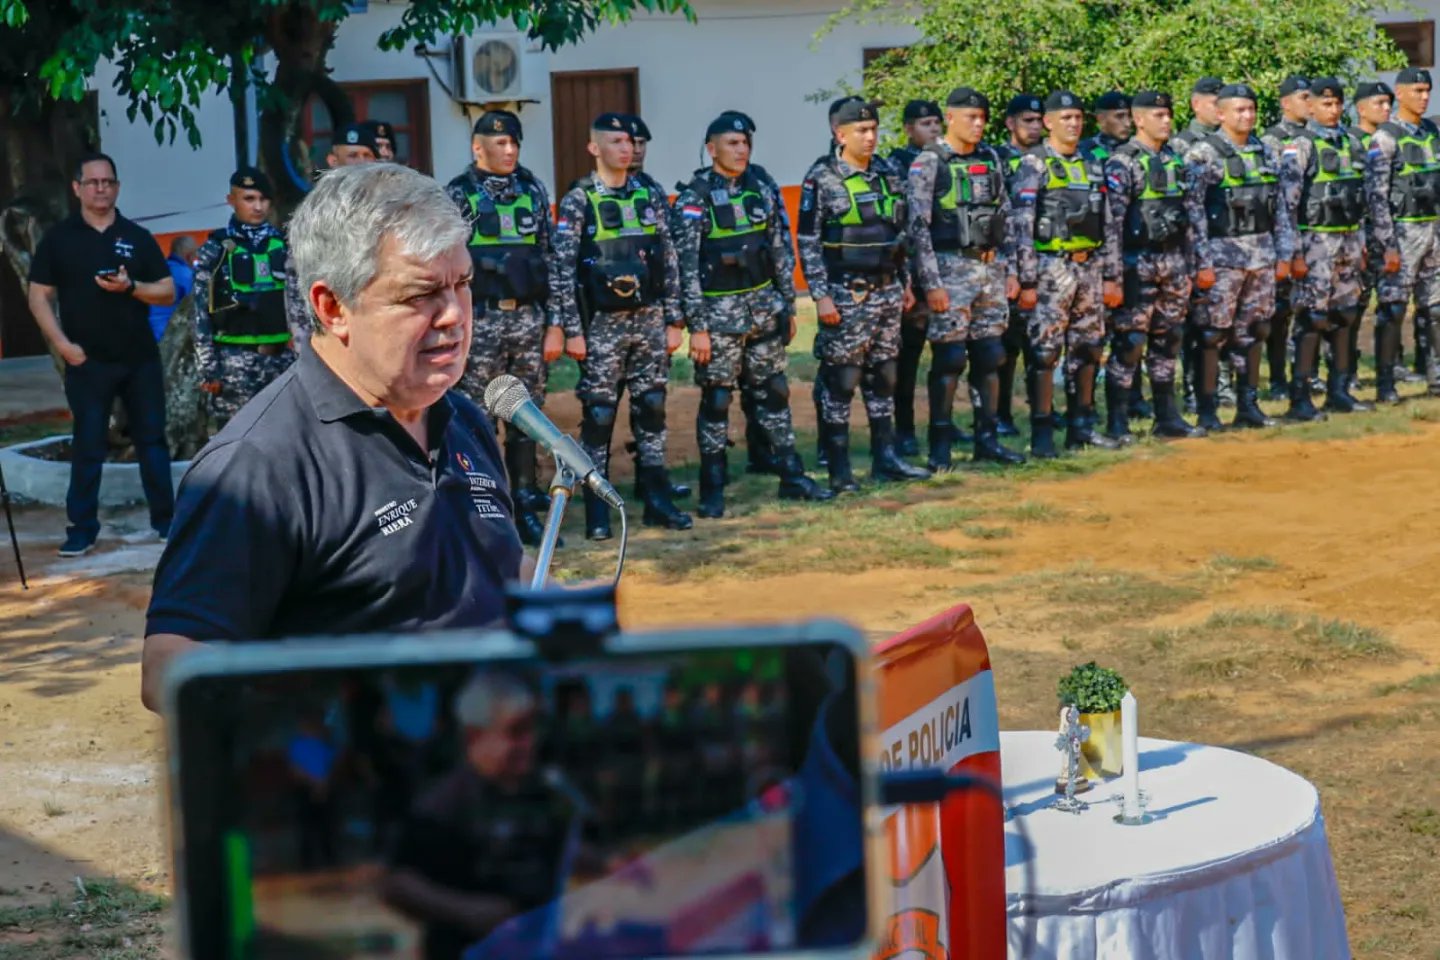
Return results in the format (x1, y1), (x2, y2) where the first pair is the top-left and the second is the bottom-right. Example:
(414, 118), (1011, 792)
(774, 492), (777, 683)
(483, 375), (624, 509)
(543, 766), (597, 819)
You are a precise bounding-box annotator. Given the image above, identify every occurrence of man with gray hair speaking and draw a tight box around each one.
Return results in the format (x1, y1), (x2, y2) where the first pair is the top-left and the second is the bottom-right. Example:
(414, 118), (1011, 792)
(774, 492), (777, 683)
(141, 163), (530, 712)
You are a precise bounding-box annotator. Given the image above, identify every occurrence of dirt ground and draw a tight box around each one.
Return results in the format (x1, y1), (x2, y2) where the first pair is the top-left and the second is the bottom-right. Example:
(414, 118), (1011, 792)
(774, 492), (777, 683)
(2, 386), (1439, 958)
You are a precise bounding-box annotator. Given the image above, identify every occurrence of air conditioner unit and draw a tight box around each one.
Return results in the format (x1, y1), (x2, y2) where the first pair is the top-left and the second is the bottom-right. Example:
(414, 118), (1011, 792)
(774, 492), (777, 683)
(457, 34), (533, 103)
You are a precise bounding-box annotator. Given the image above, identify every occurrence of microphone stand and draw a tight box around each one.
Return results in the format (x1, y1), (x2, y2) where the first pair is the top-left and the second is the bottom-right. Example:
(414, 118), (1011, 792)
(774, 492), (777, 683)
(0, 462), (26, 590)
(530, 458), (629, 589)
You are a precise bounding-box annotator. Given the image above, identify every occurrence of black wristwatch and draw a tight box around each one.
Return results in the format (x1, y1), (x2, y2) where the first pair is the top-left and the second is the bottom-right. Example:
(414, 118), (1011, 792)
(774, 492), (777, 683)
(125, 278), (137, 295)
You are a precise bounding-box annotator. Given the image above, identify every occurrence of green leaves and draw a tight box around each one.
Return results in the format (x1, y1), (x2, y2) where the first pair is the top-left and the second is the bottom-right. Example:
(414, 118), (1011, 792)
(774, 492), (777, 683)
(0, 0), (28, 28)
(1057, 661), (1129, 713)
(838, 0), (1408, 141)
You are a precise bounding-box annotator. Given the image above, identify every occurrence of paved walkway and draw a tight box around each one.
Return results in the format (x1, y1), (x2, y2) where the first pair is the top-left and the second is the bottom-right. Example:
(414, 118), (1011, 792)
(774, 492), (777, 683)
(0, 356), (66, 423)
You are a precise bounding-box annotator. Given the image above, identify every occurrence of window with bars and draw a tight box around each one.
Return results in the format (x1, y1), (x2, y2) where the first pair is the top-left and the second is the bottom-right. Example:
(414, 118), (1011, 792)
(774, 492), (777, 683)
(1381, 20), (1435, 68)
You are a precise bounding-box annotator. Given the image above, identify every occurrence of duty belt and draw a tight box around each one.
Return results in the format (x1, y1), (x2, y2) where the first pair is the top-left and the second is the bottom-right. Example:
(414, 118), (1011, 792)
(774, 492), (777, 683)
(958, 248), (999, 263)
(837, 272), (896, 291)
(222, 342), (288, 356)
(1041, 250), (1091, 264)
(482, 298), (525, 311)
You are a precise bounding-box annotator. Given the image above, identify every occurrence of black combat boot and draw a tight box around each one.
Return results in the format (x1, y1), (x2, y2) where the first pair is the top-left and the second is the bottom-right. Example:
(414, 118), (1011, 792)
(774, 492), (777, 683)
(1285, 324), (1326, 422)
(1104, 377), (1135, 445)
(1324, 318), (1372, 414)
(821, 423), (859, 493)
(630, 441), (691, 501)
(638, 465), (694, 530)
(870, 417), (933, 481)
(971, 361), (1025, 464)
(1030, 414), (1058, 459)
(505, 436), (548, 547)
(1026, 366), (1059, 459)
(1065, 365), (1120, 450)
(584, 488), (613, 542)
(1151, 381), (1207, 438)
(927, 422), (955, 472)
(1375, 303), (1403, 405)
(1127, 374), (1153, 420)
(1194, 344), (1225, 432)
(774, 447), (835, 502)
(697, 451), (727, 519)
(1232, 344), (1276, 428)
(744, 410), (778, 475)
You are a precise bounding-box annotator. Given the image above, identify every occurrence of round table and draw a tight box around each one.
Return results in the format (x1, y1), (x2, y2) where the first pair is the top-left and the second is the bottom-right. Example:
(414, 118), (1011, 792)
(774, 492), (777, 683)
(1001, 731), (1350, 960)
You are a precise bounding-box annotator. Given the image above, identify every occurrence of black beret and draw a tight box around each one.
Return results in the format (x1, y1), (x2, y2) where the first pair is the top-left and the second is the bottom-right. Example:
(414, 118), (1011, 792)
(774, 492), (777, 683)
(624, 114), (652, 140)
(719, 109), (756, 133)
(1310, 76), (1344, 100)
(1131, 90), (1172, 110)
(1006, 93), (1043, 117)
(1044, 89), (1083, 112)
(229, 166), (272, 197)
(473, 110), (523, 141)
(592, 112), (631, 134)
(706, 113), (752, 141)
(1398, 67), (1433, 86)
(833, 99), (879, 126)
(1278, 74), (1311, 97)
(829, 95), (865, 119)
(1217, 83), (1258, 103)
(1192, 76), (1225, 96)
(945, 87), (989, 111)
(359, 118), (394, 141)
(335, 122), (379, 154)
(1093, 90), (1131, 111)
(903, 99), (942, 121)
(1356, 80), (1394, 101)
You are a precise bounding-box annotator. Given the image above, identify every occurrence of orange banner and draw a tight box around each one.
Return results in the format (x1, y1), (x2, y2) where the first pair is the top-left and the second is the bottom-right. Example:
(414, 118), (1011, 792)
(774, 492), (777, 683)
(874, 604), (1005, 960)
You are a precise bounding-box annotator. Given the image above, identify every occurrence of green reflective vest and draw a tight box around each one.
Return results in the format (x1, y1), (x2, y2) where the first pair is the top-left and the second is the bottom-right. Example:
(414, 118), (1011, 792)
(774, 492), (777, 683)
(212, 232), (289, 345)
(1379, 120), (1440, 222)
(692, 175), (774, 296)
(820, 165), (906, 274)
(1033, 149), (1105, 252)
(1299, 131), (1366, 232)
(1202, 135), (1277, 238)
(1118, 143), (1187, 251)
(578, 181), (665, 311)
(929, 145), (1006, 252)
(463, 179), (548, 303)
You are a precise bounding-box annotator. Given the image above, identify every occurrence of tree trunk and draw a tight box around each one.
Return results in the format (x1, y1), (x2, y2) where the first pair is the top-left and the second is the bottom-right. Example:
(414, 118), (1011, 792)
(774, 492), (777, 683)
(258, 4), (353, 221)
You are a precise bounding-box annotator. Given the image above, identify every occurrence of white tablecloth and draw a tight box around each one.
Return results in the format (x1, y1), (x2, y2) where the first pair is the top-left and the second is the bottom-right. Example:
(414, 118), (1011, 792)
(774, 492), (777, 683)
(1001, 731), (1350, 960)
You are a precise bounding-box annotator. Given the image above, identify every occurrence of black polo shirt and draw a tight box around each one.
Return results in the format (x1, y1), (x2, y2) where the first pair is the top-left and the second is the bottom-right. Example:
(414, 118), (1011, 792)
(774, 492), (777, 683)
(27, 211), (169, 365)
(146, 348), (525, 642)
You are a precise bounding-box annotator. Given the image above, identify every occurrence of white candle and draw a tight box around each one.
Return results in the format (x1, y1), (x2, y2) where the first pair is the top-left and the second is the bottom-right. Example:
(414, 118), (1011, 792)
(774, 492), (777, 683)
(1121, 690), (1141, 819)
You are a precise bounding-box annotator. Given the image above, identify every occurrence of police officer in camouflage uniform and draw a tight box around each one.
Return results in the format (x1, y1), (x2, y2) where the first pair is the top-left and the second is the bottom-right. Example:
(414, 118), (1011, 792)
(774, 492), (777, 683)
(890, 99), (945, 457)
(1010, 89), (1125, 456)
(1369, 67), (1440, 399)
(553, 112), (692, 538)
(798, 99), (931, 492)
(446, 110), (560, 545)
(1352, 81), (1407, 393)
(1183, 83), (1301, 430)
(994, 94), (1046, 436)
(906, 87), (1025, 469)
(194, 167), (297, 430)
(1260, 75), (1313, 400)
(675, 114), (833, 516)
(1102, 91), (1208, 442)
(1174, 77), (1225, 413)
(1281, 77), (1398, 418)
(1081, 91), (1133, 161)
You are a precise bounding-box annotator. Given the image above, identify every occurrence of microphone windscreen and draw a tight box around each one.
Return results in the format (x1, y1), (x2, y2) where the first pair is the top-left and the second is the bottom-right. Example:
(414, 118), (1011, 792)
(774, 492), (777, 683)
(483, 374), (530, 422)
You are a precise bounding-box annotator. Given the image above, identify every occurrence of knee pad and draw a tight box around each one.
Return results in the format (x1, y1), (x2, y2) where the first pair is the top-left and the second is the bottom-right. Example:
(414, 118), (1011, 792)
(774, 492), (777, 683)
(699, 386), (733, 423)
(633, 388), (668, 433)
(1028, 344), (1061, 370)
(757, 373), (791, 413)
(929, 341), (968, 376)
(969, 336), (1008, 376)
(1111, 330), (1147, 366)
(1156, 325), (1184, 358)
(580, 403), (618, 446)
(1251, 318), (1272, 343)
(1376, 302), (1406, 329)
(1073, 339), (1105, 366)
(1199, 327), (1230, 349)
(1332, 304), (1362, 329)
(823, 363), (863, 397)
(867, 359), (899, 399)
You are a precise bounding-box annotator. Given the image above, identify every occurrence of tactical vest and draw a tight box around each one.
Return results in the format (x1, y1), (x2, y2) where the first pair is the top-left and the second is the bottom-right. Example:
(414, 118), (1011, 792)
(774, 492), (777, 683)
(211, 231), (289, 345)
(1298, 131), (1367, 232)
(1032, 148), (1105, 252)
(1171, 122), (1218, 153)
(889, 145), (921, 180)
(692, 174), (775, 296)
(463, 176), (549, 304)
(819, 165), (906, 275)
(1118, 143), (1187, 251)
(1264, 120), (1307, 145)
(927, 146), (1007, 252)
(1082, 135), (1122, 163)
(1379, 120), (1440, 222)
(1202, 135), (1278, 238)
(578, 180), (665, 311)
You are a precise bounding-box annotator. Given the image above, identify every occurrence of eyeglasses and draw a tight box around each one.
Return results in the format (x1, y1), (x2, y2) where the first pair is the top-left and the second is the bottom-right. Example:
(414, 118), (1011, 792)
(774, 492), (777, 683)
(77, 178), (118, 189)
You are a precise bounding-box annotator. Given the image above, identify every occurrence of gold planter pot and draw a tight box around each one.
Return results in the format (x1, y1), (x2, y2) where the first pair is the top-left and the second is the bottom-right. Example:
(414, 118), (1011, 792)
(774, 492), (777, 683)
(1079, 709), (1123, 779)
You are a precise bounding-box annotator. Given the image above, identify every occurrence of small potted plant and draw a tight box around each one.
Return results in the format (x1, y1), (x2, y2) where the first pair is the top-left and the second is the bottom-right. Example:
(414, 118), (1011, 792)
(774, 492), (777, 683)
(1057, 662), (1128, 779)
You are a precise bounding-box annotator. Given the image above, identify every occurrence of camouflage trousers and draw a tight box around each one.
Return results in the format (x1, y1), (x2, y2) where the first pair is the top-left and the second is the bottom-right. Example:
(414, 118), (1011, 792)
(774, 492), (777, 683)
(695, 311), (795, 456)
(576, 305), (670, 472)
(211, 345), (295, 426)
(813, 276), (904, 427)
(1106, 250), (1191, 388)
(1376, 220), (1440, 308)
(1293, 230), (1363, 312)
(1030, 253), (1104, 376)
(928, 252), (1010, 343)
(456, 302), (548, 407)
(1203, 263), (1276, 375)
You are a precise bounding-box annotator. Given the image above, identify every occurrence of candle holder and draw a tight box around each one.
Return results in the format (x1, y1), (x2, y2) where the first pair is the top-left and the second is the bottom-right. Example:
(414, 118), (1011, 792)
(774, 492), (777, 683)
(1107, 789), (1154, 825)
(1053, 704), (1092, 814)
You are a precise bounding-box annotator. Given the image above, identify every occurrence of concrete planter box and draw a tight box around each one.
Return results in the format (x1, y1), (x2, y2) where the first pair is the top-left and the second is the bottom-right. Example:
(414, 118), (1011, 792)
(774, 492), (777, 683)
(0, 435), (189, 507)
